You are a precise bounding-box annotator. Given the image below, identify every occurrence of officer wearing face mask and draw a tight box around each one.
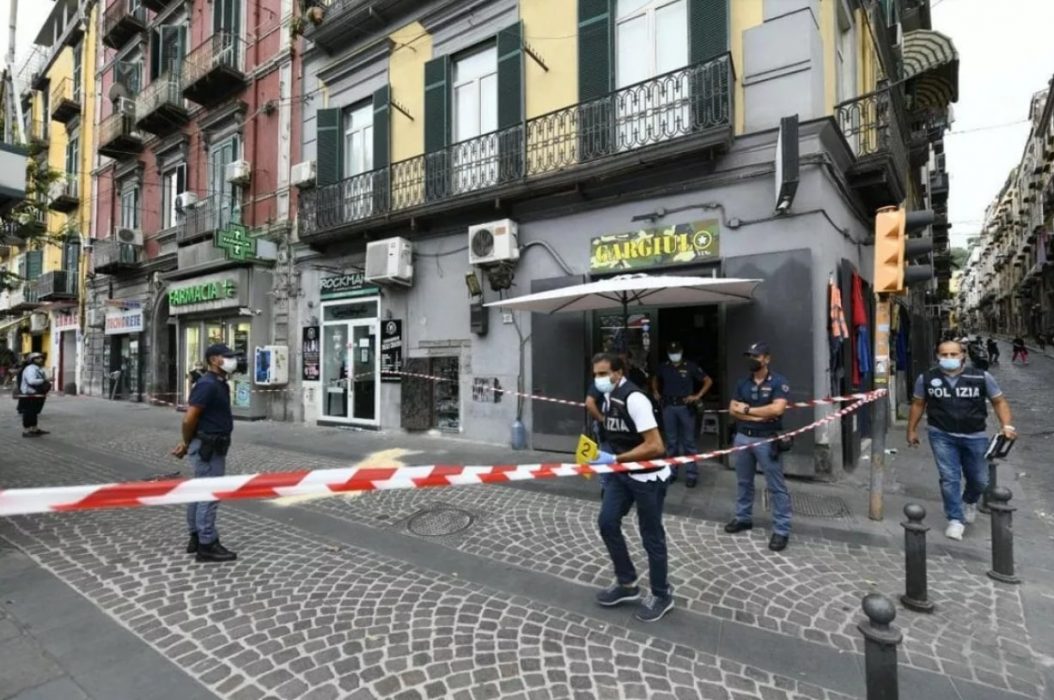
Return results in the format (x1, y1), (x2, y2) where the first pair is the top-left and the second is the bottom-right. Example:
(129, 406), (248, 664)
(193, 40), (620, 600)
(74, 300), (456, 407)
(652, 342), (712, 488)
(907, 340), (1016, 541)
(172, 344), (240, 563)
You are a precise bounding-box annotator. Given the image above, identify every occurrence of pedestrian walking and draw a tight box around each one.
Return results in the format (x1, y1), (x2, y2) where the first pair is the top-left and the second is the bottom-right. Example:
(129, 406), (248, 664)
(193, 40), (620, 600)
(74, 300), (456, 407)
(589, 352), (673, 622)
(1037, 334), (1047, 353)
(1011, 336), (1029, 364)
(907, 340), (1016, 541)
(725, 342), (792, 552)
(986, 338), (1000, 365)
(15, 353), (51, 438)
(172, 344), (240, 563)
(651, 341), (713, 488)
(585, 350), (650, 493)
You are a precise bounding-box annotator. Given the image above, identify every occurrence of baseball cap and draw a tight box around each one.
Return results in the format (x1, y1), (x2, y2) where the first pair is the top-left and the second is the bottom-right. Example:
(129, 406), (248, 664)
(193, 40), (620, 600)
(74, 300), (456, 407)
(26, 352), (44, 361)
(668, 341), (683, 352)
(205, 343), (238, 360)
(744, 342), (770, 357)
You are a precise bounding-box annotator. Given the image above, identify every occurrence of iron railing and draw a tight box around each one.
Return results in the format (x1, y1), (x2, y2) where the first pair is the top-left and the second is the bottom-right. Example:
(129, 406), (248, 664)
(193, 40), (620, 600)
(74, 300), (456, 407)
(834, 86), (911, 185)
(136, 72), (184, 119)
(178, 195), (237, 244)
(182, 33), (244, 89)
(301, 54), (734, 238)
(98, 100), (141, 156)
(103, 1), (147, 48)
(93, 238), (140, 272)
(50, 77), (82, 121)
(36, 270), (77, 299)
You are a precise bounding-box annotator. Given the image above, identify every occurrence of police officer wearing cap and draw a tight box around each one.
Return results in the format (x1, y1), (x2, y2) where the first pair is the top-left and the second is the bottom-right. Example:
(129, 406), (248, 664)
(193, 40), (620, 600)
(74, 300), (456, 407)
(172, 343), (240, 563)
(651, 341), (712, 487)
(907, 340), (1016, 541)
(726, 342), (792, 551)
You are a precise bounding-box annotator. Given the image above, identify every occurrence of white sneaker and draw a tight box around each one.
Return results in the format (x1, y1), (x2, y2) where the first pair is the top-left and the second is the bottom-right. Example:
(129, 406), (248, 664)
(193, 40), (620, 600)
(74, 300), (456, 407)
(964, 503), (978, 524)
(945, 520), (965, 540)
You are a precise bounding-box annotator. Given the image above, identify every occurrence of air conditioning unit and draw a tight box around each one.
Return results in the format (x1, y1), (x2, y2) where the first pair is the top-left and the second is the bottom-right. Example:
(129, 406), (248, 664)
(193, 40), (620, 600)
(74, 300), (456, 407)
(175, 192), (198, 215)
(291, 160), (316, 189)
(468, 219), (520, 266)
(364, 237), (413, 287)
(225, 160), (252, 185)
(115, 228), (144, 246)
(30, 312), (49, 333)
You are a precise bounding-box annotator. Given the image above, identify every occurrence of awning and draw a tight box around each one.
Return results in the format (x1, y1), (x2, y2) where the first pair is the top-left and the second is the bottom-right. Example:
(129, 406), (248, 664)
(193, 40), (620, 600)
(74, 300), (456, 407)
(901, 30), (959, 109)
(0, 315), (29, 333)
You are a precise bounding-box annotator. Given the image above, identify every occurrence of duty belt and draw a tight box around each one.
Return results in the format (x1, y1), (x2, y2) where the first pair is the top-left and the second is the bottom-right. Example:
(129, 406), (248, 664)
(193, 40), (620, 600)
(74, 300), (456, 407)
(737, 426), (780, 438)
(663, 396), (691, 406)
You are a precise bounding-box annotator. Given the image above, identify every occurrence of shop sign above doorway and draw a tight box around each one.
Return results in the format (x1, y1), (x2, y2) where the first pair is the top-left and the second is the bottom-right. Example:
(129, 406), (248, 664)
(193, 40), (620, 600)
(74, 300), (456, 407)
(589, 220), (720, 273)
(105, 306), (144, 335)
(169, 279), (237, 307)
(320, 271), (379, 301)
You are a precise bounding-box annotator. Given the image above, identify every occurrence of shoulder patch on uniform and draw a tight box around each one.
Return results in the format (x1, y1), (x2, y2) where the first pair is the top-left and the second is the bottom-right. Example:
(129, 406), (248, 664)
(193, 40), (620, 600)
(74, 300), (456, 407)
(930, 378), (942, 387)
(781, 384), (790, 393)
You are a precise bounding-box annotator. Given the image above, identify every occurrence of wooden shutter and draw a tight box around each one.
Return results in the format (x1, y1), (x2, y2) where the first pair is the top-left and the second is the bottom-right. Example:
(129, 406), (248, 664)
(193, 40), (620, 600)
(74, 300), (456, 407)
(689, 0), (728, 63)
(372, 85), (390, 212)
(315, 108), (343, 187)
(423, 56), (450, 200)
(497, 21), (525, 182)
(25, 250), (43, 281)
(577, 0), (612, 101)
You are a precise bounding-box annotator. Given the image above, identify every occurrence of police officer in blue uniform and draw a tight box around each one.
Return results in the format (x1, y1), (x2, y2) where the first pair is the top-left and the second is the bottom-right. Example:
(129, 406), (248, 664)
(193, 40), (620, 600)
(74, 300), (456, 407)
(907, 340), (1016, 541)
(172, 343), (240, 563)
(651, 342), (712, 488)
(725, 342), (792, 551)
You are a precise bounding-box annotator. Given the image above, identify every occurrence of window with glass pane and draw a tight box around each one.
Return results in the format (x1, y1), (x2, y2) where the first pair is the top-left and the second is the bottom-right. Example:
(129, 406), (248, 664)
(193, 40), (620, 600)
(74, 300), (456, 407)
(72, 43), (83, 100)
(615, 0), (688, 150)
(160, 24), (185, 75)
(120, 184), (140, 229)
(66, 131), (79, 179)
(451, 45), (498, 194)
(162, 164), (186, 229)
(342, 102), (374, 219)
(209, 137), (240, 229)
(322, 325), (349, 418)
(184, 325), (200, 398)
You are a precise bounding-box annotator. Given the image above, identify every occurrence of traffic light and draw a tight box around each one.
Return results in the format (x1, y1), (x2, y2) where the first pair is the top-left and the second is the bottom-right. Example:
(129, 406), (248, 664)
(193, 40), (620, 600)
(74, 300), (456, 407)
(873, 206), (935, 294)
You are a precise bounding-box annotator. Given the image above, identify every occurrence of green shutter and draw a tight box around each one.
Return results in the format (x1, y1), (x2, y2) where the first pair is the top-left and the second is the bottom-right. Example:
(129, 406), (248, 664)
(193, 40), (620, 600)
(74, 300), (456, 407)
(689, 0), (728, 63)
(423, 56), (450, 200)
(316, 107), (343, 187)
(25, 251), (43, 281)
(497, 21), (525, 182)
(372, 85), (390, 212)
(150, 29), (160, 80)
(578, 0), (612, 102)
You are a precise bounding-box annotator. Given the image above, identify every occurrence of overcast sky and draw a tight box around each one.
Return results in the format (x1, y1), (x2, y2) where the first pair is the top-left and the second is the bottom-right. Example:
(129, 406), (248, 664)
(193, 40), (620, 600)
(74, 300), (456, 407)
(3, 0), (1052, 251)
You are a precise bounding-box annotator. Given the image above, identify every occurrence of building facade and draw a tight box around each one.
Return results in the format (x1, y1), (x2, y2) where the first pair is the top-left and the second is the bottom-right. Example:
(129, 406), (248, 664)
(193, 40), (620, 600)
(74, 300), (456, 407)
(287, 0), (958, 476)
(960, 83), (1054, 339)
(83, 0), (301, 415)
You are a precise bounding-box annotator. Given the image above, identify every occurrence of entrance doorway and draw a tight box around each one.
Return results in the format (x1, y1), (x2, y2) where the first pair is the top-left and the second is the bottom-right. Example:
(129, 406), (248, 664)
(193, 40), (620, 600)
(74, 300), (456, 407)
(320, 299), (379, 426)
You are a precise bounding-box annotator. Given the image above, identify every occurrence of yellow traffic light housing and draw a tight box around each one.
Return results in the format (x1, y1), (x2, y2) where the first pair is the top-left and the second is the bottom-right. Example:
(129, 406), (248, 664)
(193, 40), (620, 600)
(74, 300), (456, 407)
(874, 206), (905, 293)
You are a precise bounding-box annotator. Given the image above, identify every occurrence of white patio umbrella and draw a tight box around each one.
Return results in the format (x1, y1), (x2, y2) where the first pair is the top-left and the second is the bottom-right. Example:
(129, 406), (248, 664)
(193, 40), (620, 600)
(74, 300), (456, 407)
(486, 274), (762, 328)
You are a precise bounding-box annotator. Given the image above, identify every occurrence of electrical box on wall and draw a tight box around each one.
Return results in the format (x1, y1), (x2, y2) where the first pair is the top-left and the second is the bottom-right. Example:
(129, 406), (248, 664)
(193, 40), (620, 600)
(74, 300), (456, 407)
(254, 345), (289, 385)
(470, 301), (488, 336)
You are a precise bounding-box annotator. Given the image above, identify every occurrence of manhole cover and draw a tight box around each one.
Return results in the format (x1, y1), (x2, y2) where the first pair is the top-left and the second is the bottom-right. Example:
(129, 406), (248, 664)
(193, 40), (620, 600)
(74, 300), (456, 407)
(766, 492), (852, 519)
(407, 507), (475, 536)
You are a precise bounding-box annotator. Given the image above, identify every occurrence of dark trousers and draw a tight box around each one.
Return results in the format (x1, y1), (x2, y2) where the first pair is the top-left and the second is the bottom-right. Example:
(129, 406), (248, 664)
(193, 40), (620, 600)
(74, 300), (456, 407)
(598, 473), (670, 597)
(662, 404), (698, 477)
(17, 398), (42, 429)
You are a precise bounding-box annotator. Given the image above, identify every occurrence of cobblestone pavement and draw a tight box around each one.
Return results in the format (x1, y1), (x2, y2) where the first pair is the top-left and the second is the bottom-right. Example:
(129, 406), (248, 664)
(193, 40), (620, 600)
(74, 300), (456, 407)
(1, 405), (866, 700)
(44, 404), (1045, 699)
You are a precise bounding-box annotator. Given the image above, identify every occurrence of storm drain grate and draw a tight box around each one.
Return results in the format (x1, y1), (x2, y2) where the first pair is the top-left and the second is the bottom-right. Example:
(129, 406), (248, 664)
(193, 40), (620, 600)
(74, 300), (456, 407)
(407, 506), (476, 537)
(766, 492), (853, 519)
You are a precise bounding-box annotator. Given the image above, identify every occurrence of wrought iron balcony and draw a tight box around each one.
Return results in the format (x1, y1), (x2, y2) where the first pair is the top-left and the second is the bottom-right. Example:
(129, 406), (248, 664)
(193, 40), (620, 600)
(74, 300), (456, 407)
(8, 282), (39, 311)
(929, 170), (949, 202)
(25, 120), (48, 147)
(178, 196), (236, 245)
(182, 34), (247, 107)
(36, 270), (77, 301)
(92, 238), (141, 274)
(140, 0), (171, 12)
(136, 73), (189, 136)
(98, 102), (142, 160)
(835, 86), (911, 211)
(48, 174), (80, 213)
(50, 78), (82, 124)
(300, 53), (735, 243)
(102, 1), (147, 50)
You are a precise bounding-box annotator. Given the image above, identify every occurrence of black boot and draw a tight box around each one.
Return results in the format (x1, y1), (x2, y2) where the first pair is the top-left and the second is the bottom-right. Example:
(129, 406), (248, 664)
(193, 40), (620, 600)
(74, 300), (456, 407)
(186, 533), (199, 554)
(195, 539), (237, 563)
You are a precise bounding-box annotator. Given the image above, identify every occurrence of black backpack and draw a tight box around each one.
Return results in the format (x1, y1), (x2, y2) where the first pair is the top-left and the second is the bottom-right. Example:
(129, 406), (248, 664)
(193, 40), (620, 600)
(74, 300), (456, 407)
(11, 366), (25, 399)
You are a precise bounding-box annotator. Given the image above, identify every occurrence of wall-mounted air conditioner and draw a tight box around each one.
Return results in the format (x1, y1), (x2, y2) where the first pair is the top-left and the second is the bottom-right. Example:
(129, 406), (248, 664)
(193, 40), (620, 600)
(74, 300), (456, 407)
(468, 219), (520, 266)
(114, 228), (143, 246)
(30, 312), (49, 333)
(175, 192), (198, 215)
(225, 160), (252, 185)
(291, 160), (316, 189)
(364, 237), (413, 287)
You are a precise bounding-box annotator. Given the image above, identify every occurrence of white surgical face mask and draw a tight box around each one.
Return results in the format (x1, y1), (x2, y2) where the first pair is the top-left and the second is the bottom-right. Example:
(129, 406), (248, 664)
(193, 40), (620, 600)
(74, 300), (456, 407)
(221, 357), (239, 374)
(938, 357), (962, 372)
(594, 376), (614, 394)
(668, 353), (682, 363)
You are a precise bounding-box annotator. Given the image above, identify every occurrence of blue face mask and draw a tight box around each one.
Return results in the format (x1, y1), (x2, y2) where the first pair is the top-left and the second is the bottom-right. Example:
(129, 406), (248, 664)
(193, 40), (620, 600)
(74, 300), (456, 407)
(938, 357), (962, 372)
(594, 376), (614, 394)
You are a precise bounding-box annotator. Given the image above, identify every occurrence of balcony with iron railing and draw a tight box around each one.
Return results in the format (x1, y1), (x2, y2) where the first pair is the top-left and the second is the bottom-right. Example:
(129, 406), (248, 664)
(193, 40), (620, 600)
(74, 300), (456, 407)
(102, 1), (147, 50)
(98, 101), (143, 159)
(135, 72), (189, 136)
(50, 78), (83, 124)
(36, 270), (78, 301)
(300, 54), (735, 244)
(182, 33), (247, 107)
(178, 196), (236, 245)
(834, 85), (911, 211)
(140, 0), (172, 12)
(8, 281), (40, 311)
(93, 237), (141, 274)
(48, 174), (80, 213)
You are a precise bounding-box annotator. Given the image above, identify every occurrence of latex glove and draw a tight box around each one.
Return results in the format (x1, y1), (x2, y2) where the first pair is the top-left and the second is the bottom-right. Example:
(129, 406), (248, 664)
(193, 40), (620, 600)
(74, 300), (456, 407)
(591, 451), (617, 465)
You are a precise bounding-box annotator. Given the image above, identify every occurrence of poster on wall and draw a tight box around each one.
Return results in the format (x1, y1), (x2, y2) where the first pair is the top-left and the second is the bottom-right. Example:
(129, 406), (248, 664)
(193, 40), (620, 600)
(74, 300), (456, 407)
(302, 326), (321, 381)
(380, 320), (402, 382)
(233, 379), (252, 408)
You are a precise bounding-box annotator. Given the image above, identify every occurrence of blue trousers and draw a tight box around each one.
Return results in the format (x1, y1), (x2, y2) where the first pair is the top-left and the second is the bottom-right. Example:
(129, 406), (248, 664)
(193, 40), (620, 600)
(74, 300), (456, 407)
(662, 404), (698, 477)
(597, 473), (670, 597)
(732, 433), (791, 536)
(927, 429), (988, 522)
(185, 438), (227, 544)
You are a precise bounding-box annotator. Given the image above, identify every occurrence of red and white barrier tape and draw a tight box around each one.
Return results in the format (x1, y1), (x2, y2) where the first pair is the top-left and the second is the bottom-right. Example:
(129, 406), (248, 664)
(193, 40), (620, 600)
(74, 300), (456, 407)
(0, 391), (883, 517)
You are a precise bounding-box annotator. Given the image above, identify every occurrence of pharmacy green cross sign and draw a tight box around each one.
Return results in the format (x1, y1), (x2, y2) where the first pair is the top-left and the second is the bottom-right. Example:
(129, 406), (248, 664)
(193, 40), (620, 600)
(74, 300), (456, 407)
(214, 223), (257, 261)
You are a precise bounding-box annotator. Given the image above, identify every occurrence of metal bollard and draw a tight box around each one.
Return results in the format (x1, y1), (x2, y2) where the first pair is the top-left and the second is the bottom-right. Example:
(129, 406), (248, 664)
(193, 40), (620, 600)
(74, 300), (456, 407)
(987, 486), (1021, 584)
(858, 593), (903, 700)
(979, 459), (997, 514)
(900, 504), (934, 613)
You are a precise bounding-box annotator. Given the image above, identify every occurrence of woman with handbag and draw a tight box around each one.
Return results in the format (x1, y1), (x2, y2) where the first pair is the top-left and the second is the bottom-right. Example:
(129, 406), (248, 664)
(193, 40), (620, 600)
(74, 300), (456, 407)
(17, 353), (51, 438)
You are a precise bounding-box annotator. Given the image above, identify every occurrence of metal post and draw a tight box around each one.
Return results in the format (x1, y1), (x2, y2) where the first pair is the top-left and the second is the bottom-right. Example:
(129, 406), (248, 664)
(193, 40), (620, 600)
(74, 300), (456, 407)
(900, 504), (934, 612)
(858, 593), (902, 700)
(870, 296), (893, 520)
(987, 486), (1021, 584)
(979, 459), (997, 514)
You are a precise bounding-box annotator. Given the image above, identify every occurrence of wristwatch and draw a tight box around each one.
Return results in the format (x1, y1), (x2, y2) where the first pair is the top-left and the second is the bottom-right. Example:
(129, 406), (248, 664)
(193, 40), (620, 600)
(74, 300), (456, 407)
(744, 406), (751, 415)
